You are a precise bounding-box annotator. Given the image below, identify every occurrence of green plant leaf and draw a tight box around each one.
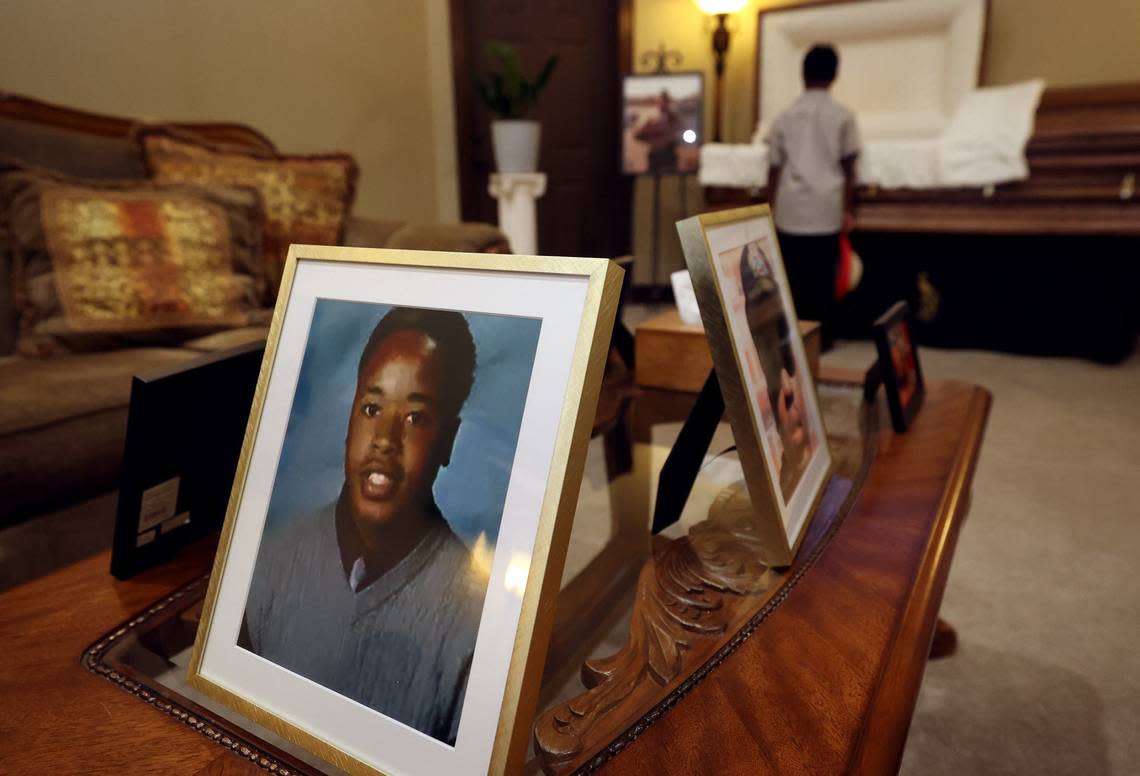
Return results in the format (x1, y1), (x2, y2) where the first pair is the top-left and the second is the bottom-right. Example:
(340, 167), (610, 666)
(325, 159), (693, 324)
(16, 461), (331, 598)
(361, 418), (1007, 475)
(533, 55), (559, 93)
(474, 74), (493, 110)
(475, 41), (559, 120)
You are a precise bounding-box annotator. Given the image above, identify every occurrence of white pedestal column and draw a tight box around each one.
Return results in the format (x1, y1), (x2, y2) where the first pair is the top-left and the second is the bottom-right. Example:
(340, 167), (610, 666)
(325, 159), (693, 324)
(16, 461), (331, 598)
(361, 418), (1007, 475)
(488, 172), (547, 255)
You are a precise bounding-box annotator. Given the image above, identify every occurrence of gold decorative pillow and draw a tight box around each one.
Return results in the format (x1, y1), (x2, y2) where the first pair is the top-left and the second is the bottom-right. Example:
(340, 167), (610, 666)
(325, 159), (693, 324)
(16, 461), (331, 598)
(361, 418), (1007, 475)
(1, 170), (267, 356)
(138, 129), (358, 299)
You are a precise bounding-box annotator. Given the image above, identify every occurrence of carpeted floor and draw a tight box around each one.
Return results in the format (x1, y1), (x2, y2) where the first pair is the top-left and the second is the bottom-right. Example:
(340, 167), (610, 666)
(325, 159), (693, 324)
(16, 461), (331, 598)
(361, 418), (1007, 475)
(822, 340), (1140, 776)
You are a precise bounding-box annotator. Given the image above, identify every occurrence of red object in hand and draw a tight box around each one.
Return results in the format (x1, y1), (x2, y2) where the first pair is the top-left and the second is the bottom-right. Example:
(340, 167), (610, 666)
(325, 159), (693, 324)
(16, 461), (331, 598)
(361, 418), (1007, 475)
(836, 231), (854, 301)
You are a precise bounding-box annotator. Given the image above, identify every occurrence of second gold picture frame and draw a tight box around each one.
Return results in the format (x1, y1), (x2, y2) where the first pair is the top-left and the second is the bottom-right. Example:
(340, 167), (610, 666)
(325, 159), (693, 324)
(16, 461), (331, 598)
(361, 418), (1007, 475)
(677, 205), (833, 566)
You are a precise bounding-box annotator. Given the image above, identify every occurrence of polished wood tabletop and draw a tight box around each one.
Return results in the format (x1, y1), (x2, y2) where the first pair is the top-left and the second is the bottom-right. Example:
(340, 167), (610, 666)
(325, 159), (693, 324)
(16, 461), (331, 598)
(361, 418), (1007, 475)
(594, 375), (990, 776)
(0, 538), (221, 774)
(0, 374), (989, 776)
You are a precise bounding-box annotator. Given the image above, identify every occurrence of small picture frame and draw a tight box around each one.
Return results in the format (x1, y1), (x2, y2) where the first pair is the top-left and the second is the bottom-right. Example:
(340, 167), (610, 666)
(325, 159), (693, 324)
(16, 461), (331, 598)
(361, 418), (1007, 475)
(111, 341), (264, 580)
(188, 245), (622, 776)
(621, 71), (704, 176)
(676, 205), (833, 566)
(873, 300), (925, 432)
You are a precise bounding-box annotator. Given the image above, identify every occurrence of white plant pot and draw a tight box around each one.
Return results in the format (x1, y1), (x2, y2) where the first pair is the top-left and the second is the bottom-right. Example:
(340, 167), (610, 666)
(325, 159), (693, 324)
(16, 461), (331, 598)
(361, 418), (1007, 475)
(491, 120), (541, 173)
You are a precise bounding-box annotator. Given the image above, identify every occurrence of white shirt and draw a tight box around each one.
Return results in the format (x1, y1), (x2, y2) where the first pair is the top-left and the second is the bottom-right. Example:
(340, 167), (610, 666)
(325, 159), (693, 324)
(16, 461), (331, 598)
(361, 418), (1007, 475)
(766, 89), (861, 234)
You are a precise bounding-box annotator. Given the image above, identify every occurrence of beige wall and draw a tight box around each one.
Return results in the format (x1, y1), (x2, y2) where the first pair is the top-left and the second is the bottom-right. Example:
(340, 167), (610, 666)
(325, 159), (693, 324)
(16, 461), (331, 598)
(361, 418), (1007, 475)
(985, 0), (1140, 88)
(0, 0), (459, 224)
(631, 0), (1140, 283)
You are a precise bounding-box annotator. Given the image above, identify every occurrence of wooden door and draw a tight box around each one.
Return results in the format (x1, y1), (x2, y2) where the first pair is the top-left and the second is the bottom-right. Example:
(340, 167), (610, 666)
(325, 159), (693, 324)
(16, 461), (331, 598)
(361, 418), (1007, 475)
(451, 0), (632, 258)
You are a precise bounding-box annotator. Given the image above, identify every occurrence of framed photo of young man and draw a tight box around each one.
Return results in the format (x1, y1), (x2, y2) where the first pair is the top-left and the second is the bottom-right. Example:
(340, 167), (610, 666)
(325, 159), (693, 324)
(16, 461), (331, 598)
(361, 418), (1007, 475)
(189, 245), (622, 776)
(676, 205), (832, 566)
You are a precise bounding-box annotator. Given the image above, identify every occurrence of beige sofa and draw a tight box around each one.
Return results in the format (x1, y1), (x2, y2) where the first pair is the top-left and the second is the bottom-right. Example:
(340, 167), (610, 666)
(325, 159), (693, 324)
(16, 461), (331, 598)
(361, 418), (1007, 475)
(0, 94), (508, 522)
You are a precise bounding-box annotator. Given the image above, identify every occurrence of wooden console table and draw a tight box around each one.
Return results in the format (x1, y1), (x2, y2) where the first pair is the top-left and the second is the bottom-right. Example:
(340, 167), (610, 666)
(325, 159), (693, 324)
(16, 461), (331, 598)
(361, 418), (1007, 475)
(0, 375), (989, 776)
(585, 375), (988, 775)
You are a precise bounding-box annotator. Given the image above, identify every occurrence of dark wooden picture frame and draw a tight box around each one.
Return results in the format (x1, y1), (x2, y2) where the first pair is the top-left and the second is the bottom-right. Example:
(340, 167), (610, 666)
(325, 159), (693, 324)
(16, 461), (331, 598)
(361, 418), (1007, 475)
(873, 301), (925, 432)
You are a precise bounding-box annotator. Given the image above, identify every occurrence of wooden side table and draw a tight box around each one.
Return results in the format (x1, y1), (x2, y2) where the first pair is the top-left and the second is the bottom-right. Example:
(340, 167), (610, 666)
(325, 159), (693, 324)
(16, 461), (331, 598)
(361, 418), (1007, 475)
(635, 309), (822, 393)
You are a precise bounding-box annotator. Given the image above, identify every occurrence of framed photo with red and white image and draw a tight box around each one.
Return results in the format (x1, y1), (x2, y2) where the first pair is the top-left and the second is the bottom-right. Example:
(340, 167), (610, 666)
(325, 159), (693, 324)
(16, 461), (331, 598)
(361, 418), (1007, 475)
(873, 300), (925, 433)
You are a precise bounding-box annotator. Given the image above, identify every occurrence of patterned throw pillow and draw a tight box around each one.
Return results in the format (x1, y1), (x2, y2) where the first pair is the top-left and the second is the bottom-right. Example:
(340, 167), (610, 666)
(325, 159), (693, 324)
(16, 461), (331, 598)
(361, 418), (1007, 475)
(138, 129), (358, 299)
(1, 169), (267, 356)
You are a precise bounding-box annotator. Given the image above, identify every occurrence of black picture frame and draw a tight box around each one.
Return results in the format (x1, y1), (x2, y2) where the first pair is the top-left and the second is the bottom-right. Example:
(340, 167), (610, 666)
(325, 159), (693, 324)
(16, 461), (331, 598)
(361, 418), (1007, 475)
(872, 301), (925, 433)
(110, 340), (264, 579)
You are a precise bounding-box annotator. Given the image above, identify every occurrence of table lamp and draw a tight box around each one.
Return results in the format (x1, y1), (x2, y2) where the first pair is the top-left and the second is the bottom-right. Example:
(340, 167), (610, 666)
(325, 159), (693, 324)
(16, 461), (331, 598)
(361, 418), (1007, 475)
(695, 0), (748, 142)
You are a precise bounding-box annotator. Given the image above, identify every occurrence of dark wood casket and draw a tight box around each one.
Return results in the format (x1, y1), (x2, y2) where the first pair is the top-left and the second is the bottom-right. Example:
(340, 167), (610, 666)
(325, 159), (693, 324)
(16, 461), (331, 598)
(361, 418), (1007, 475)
(839, 85), (1140, 364)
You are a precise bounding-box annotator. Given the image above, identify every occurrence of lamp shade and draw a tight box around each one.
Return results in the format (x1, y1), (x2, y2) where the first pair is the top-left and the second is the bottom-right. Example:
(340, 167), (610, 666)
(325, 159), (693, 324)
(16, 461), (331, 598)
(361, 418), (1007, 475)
(695, 0), (747, 14)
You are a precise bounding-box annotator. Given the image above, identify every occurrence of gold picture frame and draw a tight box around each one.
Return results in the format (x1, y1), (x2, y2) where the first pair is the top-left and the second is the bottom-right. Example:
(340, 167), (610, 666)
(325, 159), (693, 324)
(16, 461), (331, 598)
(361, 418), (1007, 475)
(676, 205), (833, 566)
(188, 245), (623, 776)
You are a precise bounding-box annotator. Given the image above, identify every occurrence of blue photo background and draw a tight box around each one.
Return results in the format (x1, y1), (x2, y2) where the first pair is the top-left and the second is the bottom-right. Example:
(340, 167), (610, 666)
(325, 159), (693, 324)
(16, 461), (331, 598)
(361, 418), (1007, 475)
(264, 298), (542, 547)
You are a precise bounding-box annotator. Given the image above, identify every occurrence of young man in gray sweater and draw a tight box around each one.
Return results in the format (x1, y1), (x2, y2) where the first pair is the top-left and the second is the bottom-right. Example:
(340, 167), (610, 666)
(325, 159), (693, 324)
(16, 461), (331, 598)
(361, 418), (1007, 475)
(242, 307), (486, 746)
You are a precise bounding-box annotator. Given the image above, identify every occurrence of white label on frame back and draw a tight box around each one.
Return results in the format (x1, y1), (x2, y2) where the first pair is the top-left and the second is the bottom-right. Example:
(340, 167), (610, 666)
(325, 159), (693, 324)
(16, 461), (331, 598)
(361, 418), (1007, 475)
(139, 477), (180, 533)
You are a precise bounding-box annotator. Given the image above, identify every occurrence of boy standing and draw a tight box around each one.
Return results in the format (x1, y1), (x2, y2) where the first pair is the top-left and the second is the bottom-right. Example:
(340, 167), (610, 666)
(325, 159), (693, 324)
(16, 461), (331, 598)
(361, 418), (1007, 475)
(766, 43), (860, 346)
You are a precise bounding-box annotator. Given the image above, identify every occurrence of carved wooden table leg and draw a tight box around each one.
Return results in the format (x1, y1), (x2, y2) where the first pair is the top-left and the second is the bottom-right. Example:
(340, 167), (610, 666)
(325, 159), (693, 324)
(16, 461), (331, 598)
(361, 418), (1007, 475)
(929, 618), (958, 659)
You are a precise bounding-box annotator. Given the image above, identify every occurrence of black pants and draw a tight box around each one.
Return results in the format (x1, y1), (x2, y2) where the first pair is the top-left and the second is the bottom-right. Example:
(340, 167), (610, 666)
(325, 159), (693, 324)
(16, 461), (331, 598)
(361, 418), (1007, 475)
(777, 230), (839, 346)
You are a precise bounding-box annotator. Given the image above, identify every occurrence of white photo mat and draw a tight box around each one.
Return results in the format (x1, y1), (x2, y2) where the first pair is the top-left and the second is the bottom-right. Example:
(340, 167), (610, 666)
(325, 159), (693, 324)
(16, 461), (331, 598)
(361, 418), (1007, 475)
(197, 257), (590, 776)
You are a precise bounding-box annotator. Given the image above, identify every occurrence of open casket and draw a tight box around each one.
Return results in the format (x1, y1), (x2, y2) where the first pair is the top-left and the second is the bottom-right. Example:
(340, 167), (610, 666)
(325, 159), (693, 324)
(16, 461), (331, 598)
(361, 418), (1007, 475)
(700, 0), (1041, 192)
(700, 0), (1140, 362)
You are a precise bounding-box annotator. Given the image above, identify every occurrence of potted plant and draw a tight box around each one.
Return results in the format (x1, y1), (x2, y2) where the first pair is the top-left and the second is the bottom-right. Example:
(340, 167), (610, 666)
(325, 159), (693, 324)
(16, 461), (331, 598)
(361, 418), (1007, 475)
(475, 41), (558, 174)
